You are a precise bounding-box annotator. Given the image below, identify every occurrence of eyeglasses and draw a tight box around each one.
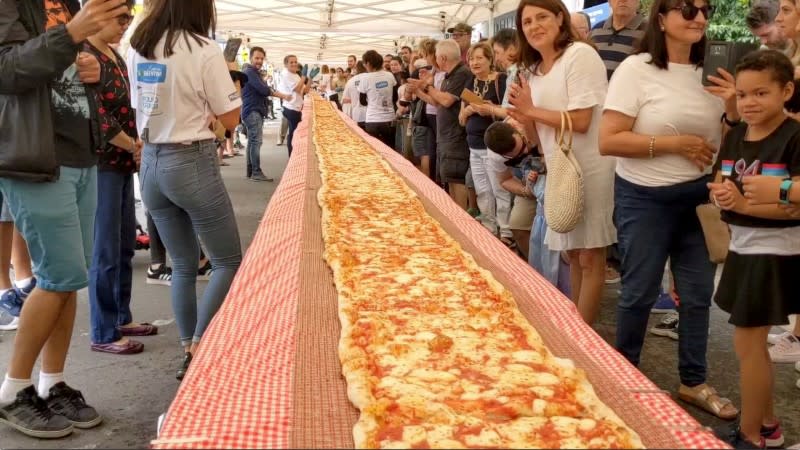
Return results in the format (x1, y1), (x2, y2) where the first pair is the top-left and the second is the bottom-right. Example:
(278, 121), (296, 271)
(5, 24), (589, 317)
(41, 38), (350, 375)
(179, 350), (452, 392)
(117, 13), (134, 26)
(451, 32), (469, 38)
(670, 2), (713, 21)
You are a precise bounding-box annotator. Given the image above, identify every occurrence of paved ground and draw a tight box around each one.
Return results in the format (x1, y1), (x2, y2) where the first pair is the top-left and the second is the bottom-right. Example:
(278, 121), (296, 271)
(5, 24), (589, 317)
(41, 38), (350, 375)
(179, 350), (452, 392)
(1, 117), (798, 448)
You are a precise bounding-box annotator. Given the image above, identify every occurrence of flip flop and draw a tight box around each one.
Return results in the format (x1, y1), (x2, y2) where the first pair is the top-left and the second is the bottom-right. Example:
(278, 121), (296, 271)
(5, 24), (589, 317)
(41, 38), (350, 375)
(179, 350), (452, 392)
(119, 323), (159, 336)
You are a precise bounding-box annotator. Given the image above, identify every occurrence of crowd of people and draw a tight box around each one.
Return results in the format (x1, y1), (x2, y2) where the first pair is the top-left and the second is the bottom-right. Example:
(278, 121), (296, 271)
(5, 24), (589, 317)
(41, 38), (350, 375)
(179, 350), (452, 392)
(328, 0), (800, 448)
(1, 0), (800, 447)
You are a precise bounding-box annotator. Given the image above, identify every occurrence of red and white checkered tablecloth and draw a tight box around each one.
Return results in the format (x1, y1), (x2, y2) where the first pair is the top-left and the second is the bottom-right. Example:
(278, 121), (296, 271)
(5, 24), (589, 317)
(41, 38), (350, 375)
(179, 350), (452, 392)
(151, 102), (727, 449)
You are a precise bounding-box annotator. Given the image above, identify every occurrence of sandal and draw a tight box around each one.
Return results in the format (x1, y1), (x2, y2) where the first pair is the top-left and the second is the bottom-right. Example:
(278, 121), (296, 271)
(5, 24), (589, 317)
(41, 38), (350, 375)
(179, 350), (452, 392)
(678, 383), (739, 420)
(500, 237), (517, 249)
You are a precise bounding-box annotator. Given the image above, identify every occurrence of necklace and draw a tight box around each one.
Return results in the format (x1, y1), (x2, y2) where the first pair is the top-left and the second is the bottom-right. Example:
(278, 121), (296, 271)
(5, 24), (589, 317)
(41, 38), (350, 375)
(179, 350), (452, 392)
(472, 76), (490, 99)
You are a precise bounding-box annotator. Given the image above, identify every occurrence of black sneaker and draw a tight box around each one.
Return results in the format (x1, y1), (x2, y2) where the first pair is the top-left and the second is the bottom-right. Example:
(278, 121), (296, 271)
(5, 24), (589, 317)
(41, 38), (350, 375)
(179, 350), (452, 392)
(146, 264), (172, 286)
(649, 311), (679, 340)
(176, 352), (193, 381)
(46, 382), (102, 429)
(715, 424), (766, 449)
(0, 385), (73, 439)
(197, 260), (213, 281)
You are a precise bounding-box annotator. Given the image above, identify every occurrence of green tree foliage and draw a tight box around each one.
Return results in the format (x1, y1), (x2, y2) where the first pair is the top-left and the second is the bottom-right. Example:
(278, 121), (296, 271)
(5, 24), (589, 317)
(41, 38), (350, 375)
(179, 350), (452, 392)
(638, 0), (755, 42)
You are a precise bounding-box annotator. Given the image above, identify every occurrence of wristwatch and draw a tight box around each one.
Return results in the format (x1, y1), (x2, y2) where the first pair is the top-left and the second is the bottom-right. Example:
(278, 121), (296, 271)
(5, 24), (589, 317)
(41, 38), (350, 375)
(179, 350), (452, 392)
(780, 179), (794, 205)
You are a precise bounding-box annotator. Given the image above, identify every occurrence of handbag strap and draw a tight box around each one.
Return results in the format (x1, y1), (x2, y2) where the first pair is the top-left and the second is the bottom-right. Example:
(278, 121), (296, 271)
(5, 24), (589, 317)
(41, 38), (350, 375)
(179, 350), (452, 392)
(556, 111), (574, 152)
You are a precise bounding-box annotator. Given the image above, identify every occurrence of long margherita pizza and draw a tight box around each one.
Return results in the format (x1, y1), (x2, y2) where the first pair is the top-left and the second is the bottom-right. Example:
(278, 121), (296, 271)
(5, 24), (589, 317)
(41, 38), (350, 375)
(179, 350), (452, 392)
(312, 98), (644, 449)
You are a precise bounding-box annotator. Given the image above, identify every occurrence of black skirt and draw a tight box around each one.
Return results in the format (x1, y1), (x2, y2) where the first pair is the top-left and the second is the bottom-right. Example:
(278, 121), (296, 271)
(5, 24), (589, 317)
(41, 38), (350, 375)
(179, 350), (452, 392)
(714, 251), (800, 327)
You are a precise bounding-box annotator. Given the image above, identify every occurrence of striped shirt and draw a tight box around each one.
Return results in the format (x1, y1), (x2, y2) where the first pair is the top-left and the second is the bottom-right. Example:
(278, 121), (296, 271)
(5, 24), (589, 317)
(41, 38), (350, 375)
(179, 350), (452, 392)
(589, 14), (647, 80)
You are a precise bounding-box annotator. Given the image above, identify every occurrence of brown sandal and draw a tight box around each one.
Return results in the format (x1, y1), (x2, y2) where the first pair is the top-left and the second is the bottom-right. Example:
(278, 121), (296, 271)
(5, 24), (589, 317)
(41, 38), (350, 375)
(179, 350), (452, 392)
(678, 383), (739, 420)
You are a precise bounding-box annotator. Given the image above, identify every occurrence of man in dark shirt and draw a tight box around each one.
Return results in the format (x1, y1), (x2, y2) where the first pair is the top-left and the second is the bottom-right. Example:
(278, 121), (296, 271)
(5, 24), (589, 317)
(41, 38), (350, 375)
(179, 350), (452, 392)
(0, 0), (129, 438)
(241, 46), (287, 182)
(589, 0), (646, 80)
(408, 39), (471, 210)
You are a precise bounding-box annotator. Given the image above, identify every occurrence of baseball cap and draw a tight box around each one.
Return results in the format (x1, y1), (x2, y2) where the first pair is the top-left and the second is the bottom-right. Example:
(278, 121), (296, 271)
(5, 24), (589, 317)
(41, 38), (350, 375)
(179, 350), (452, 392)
(447, 22), (473, 34)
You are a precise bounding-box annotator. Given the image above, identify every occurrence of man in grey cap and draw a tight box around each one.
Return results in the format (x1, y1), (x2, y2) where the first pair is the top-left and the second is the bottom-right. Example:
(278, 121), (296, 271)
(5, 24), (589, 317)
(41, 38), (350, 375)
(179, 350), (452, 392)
(447, 22), (473, 63)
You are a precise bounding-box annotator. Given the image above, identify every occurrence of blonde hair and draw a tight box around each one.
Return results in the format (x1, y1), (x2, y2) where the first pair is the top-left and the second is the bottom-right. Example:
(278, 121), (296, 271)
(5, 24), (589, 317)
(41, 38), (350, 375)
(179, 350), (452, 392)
(467, 42), (494, 64)
(418, 38), (437, 58)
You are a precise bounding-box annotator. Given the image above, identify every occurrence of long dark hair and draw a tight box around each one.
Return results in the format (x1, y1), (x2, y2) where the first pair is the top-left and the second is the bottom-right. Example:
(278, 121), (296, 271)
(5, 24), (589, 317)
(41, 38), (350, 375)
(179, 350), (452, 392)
(516, 0), (579, 70)
(130, 0), (216, 59)
(638, 0), (709, 69)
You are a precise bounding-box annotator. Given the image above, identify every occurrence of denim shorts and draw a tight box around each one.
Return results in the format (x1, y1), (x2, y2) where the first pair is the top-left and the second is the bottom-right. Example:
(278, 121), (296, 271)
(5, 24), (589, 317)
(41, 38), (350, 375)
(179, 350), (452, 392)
(0, 193), (12, 222)
(0, 166), (97, 291)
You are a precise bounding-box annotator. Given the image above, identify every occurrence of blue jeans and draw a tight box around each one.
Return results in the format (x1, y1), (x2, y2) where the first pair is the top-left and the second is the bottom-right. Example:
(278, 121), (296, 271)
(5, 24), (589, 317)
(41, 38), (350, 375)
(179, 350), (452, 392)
(614, 175), (714, 387)
(140, 140), (242, 345)
(283, 108), (302, 156)
(244, 111), (264, 177)
(88, 170), (135, 344)
(0, 166), (96, 292)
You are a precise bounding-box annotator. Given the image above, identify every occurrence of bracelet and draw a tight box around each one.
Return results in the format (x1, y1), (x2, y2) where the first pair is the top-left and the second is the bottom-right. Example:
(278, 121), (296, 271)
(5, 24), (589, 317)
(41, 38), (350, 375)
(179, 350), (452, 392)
(721, 112), (741, 127)
(780, 179), (794, 205)
(648, 136), (656, 159)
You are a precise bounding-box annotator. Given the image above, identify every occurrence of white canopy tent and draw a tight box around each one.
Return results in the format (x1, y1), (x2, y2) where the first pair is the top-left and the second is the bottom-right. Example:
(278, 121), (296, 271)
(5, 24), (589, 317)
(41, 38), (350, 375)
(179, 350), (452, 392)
(214, 0), (527, 66)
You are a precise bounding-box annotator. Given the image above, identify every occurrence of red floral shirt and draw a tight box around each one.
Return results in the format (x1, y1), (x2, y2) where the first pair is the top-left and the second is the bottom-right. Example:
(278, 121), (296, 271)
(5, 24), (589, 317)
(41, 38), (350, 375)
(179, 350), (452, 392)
(84, 42), (138, 173)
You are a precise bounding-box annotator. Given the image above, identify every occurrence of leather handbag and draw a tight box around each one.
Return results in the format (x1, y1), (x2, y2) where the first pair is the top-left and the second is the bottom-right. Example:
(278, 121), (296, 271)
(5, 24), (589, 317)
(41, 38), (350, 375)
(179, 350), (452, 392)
(544, 111), (584, 234)
(696, 203), (730, 264)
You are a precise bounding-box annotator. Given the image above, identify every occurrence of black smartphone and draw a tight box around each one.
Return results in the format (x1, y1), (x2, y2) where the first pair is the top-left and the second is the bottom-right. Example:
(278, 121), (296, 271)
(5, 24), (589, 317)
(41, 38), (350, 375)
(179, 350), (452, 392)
(702, 41), (758, 86)
(223, 38), (242, 63)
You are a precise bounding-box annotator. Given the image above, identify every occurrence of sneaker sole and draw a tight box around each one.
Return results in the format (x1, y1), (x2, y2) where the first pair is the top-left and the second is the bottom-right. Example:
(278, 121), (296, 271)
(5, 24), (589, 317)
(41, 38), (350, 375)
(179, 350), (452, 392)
(766, 435), (785, 448)
(768, 353), (800, 363)
(649, 328), (679, 340)
(0, 417), (74, 439)
(146, 278), (171, 286)
(0, 324), (19, 331)
(71, 415), (103, 429)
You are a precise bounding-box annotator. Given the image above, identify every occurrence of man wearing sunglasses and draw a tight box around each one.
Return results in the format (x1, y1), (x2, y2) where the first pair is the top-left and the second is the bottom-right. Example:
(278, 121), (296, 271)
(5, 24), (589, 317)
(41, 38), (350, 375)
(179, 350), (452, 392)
(447, 22), (473, 64)
(589, 0), (647, 80)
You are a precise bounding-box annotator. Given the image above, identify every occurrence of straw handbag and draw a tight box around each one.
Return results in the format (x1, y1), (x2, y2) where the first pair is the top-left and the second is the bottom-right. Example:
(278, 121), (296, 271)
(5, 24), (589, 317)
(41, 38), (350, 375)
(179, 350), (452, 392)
(544, 111), (584, 234)
(696, 203), (730, 264)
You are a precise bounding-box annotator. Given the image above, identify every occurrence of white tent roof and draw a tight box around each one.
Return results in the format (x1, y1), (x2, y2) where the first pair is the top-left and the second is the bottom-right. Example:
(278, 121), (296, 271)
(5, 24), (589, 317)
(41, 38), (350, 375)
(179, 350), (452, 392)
(216, 0), (519, 66)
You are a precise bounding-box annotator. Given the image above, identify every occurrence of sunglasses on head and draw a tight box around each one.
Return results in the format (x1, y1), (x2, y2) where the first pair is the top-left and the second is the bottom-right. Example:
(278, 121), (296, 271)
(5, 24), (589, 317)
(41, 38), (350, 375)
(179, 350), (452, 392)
(117, 13), (133, 26)
(670, 2), (713, 21)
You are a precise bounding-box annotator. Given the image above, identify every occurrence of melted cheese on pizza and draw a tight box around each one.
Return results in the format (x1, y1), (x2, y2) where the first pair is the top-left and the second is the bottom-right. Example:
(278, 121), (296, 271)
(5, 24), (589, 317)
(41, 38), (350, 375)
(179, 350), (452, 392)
(311, 98), (644, 449)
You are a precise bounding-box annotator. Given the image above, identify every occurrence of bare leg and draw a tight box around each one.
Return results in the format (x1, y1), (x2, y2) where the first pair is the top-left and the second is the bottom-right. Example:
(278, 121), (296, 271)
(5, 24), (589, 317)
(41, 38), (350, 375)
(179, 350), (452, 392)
(11, 226), (33, 281)
(468, 187), (478, 211)
(735, 326), (773, 444)
(568, 250), (582, 305)
(7, 289), (71, 379)
(575, 247), (605, 325)
(513, 229), (530, 260)
(449, 183), (469, 211)
(0, 222), (12, 289)
(420, 156), (430, 179)
(40, 292), (77, 374)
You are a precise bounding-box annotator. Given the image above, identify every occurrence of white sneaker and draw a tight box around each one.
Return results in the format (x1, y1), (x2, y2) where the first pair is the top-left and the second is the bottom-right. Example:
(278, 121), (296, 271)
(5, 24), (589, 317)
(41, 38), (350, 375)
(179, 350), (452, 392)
(768, 334), (800, 363)
(768, 331), (791, 345)
(0, 309), (19, 331)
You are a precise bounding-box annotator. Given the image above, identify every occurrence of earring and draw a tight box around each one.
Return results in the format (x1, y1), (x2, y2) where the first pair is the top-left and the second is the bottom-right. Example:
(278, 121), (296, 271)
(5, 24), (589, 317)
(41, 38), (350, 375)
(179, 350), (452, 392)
(660, 27), (665, 31)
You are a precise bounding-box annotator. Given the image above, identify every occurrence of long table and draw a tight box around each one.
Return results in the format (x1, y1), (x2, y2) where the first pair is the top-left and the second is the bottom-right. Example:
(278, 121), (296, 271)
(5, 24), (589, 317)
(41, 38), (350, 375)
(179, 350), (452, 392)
(150, 101), (727, 449)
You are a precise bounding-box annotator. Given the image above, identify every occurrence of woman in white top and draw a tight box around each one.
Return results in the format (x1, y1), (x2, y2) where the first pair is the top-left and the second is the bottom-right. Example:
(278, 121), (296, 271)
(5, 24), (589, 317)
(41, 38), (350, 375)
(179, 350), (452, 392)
(129, 0), (242, 380)
(599, 0), (739, 420)
(342, 61), (367, 128)
(506, 0), (615, 326)
(358, 50), (398, 149)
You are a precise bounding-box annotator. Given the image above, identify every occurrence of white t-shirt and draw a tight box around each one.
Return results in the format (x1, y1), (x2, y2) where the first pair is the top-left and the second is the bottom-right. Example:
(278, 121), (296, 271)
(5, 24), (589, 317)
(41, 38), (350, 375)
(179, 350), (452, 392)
(604, 53), (725, 187)
(528, 42), (607, 163)
(426, 71), (446, 115)
(128, 33), (241, 144)
(278, 71), (304, 111)
(343, 73), (367, 123)
(358, 71), (397, 123)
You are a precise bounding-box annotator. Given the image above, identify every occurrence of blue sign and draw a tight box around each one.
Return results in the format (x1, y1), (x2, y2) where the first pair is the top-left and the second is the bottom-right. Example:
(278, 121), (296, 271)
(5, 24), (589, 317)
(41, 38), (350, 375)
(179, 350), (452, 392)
(137, 63), (167, 84)
(584, 2), (611, 28)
